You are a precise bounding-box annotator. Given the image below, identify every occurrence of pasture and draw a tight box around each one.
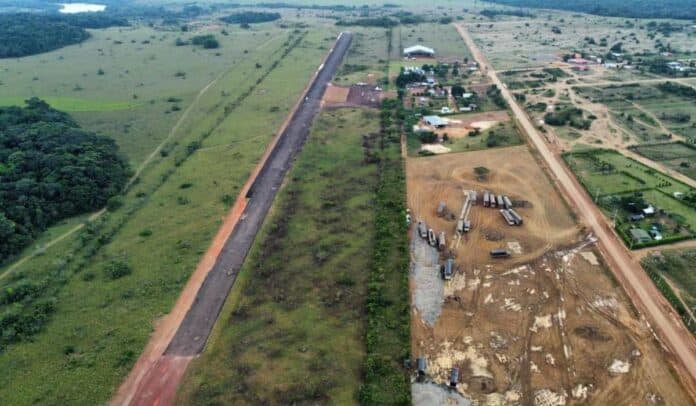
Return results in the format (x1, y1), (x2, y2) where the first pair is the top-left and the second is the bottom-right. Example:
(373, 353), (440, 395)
(0, 23), (337, 405)
(177, 107), (380, 404)
(631, 142), (696, 180)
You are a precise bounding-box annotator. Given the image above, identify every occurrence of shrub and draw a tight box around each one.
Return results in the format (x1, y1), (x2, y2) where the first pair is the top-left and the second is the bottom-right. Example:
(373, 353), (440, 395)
(104, 258), (132, 280)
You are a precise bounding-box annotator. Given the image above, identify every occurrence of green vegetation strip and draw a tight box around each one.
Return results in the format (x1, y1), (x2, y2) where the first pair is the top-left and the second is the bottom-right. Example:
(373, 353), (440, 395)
(359, 98), (411, 405)
(642, 250), (696, 333)
(0, 96), (139, 112)
(178, 108), (381, 404)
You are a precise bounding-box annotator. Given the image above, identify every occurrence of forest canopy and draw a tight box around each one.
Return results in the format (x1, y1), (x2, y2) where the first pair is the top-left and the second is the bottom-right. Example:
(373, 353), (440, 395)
(0, 13), (128, 58)
(482, 0), (696, 20)
(220, 11), (281, 24)
(0, 98), (130, 262)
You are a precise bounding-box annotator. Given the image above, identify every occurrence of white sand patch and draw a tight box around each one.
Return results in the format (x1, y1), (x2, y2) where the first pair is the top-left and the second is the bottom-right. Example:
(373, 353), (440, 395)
(431, 340), (492, 382)
(580, 251), (599, 265)
(470, 120), (499, 131)
(608, 359), (631, 374)
(530, 314), (553, 332)
(444, 272), (467, 296)
(421, 144), (451, 154)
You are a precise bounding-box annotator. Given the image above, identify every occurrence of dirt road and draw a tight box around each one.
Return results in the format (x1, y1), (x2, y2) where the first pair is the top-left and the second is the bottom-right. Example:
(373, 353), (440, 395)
(456, 23), (696, 399)
(113, 32), (353, 405)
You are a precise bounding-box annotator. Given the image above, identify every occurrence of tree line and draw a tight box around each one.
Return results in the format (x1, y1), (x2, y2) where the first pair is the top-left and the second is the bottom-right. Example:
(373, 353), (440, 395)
(483, 0), (696, 20)
(0, 98), (130, 262)
(0, 13), (128, 58)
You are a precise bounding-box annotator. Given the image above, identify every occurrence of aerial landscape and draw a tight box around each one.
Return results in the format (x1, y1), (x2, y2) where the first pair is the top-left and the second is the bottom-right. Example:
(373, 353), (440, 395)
(0, 0), (694, 405)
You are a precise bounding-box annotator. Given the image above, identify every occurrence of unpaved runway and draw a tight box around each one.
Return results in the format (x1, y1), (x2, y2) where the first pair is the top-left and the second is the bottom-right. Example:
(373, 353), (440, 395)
(456, 23), (696, 399)
(114, 32), (353, 406)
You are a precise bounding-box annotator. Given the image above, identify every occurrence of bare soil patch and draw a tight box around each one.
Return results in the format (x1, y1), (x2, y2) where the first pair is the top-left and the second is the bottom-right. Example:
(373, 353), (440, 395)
(406, 146), (690, 405)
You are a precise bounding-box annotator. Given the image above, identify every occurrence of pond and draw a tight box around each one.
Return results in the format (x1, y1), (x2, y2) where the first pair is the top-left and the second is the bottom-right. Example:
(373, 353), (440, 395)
(59, 3), (106, 13)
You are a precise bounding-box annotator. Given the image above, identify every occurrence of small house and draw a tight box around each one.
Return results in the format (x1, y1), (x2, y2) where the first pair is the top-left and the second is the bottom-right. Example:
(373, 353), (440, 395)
(629, 228), (651, 244)
(424, 115), (448, 128)
(642, 205), (656, 216)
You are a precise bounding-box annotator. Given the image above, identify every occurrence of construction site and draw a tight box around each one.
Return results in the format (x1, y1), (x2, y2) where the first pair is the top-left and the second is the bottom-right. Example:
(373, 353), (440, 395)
(406, 145), (691, 405)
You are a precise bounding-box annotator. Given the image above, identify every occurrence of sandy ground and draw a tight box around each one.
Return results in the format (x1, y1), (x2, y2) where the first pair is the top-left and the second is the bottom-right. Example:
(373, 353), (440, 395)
(435, 110), (509, 139)
(322, 83), (350, 104)
(455, 23), (696, 402)
(406, 146), (691, 405)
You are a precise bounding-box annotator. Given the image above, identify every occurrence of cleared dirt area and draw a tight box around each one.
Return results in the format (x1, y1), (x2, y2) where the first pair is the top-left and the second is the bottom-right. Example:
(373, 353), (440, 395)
(406, 146), (691, 404)
(436, 110), (510, 139)
(323, 83), (385, 108)
(323, 83), (350, 104)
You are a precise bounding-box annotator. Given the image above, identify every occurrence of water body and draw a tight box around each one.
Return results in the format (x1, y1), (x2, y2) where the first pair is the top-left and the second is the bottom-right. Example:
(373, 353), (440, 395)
(59, 3), (106, 13)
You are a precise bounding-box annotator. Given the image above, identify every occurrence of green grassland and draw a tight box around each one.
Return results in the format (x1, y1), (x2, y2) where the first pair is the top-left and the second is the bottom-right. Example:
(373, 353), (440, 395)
(177, 107), (380, 404)
(631, 142), (696, 180)
(336, 27), (392, 85)
(642, 249), (696, 313)
(0, 24), (287, 166)
(407, 118), (523, 156)
(564, 149), (696, 247)
(0, 23), (338, 404)
(397, 22), (472, 60)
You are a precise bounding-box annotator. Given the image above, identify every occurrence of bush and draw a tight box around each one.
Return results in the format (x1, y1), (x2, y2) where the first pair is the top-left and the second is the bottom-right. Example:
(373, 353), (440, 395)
(104, 258), (133, 280)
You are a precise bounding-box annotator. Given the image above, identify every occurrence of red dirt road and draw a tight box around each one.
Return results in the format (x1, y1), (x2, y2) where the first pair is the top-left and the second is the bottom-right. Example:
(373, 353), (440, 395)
(456, 23), (696, 400)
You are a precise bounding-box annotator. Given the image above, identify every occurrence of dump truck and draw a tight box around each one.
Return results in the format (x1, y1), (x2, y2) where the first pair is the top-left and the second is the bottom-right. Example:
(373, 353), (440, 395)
(428, 228), (437, 246)
(438, 231), (446, 250)
(417, 357), (427, 378)
(508, 208), (523, 225)
(483, 191), (490, 207)
(500, 209), (516, 226)
(450, 367), (460, 388)
(442, 258), (454, 280)
(418, 221), (428, 238)
(437, 201), (446, 217)
(490, 249), (511, 258)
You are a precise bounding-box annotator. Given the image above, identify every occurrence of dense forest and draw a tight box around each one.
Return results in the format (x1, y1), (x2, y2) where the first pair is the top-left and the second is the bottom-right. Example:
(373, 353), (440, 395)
(0, 99), (130, 262)
(483, 0), (696, 20)
(220, 11), (280, 24)
(0, 13), (128, 58)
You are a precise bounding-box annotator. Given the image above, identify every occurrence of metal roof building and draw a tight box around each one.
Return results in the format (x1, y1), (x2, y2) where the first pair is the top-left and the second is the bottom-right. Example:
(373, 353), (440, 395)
(424, 115), (447, 127)
(404, 45), (435, 57)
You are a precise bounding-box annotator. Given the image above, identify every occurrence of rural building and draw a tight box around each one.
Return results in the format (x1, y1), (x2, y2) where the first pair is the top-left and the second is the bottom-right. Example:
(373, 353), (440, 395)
(643, 205), (656, 216)
(404, 45), (435, 57)
(424, 115), (448, 128)
(629, 228), (651, 244)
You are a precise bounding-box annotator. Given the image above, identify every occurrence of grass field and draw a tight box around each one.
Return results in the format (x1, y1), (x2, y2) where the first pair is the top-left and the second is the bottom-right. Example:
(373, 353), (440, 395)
(177, 107), (380, 404)
(642, 249), (696, 330)
(575, 83), (696, 144)
(0, 24), (288, 166)
(564, 149), (696, 247)
(631, 142), (696, 180)
(0, 24), (338, 405)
